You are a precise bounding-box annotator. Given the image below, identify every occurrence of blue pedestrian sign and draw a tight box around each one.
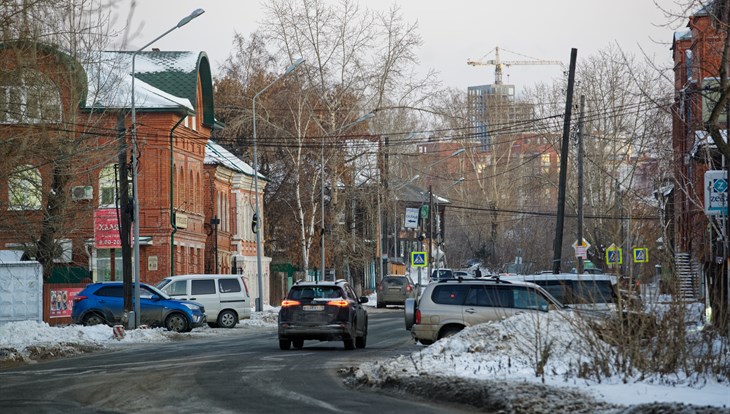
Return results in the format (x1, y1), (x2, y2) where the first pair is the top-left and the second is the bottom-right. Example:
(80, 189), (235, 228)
(633, 247), (649, 263)
(411, 251), (427, 267)
(605, 244), (622, 265)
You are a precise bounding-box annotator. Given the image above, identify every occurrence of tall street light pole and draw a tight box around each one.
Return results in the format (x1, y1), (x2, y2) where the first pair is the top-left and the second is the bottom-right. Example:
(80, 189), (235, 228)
(320, 112), (375, 281)
(253, 58), (305, 312)
(129, 8), (204, 329)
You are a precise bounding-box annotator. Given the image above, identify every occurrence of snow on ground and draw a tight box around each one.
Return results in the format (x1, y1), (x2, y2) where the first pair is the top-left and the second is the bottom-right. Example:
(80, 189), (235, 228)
(1, 299), (728, 409)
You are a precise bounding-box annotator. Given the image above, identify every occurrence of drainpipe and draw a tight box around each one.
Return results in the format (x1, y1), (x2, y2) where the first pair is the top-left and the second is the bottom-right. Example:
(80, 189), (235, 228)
(170, 114), (186, 276)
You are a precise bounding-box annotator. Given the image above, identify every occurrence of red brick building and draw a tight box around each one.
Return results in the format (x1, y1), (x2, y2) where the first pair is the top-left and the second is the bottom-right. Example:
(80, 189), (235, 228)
(0, 43), (269, 301)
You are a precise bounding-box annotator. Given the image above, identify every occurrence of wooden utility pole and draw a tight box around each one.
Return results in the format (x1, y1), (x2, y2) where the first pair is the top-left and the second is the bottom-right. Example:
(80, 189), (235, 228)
(553, 48), (577, 274)
(576, 95), (585, 274)
(117, 112), (133, 316)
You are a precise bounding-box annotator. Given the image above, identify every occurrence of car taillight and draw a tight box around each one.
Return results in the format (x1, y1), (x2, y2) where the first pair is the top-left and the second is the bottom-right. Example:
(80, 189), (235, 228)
(415, 309), (421, 324)
(326, 300), (350, 307)
(281, 299), (301, 307)
(241, 278), (250, 296)
(73, 295), (87, 303)
(405, 285), (412, 292)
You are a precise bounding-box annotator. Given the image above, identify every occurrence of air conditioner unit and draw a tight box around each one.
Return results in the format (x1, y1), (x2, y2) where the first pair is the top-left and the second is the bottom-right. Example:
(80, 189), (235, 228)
(71, 186), (93, 201)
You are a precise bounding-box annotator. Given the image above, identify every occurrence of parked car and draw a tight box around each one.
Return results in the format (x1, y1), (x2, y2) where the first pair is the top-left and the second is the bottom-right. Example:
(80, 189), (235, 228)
(278, 279), (368, 350)
(430, 268), (454, 281)
(71, 282), (206, 332)
(376, 274), (416, 308)
(156, 274), (251, 328)
(405, 277), (564, 345)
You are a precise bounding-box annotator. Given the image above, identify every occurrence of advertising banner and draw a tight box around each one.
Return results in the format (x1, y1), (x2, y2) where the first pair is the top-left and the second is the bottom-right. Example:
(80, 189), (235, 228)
(94, 208), (122, 249)
(49, 287), (83, 318)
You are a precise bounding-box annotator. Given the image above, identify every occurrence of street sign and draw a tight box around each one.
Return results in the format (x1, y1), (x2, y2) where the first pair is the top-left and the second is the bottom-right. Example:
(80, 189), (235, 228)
(633, 247), (649, 263)
(411, 251), (427, 267)
(605, 244), (622, 265)
(420, 204), (429, 219)
(404, 208), (419, 229)
(574, 246), (587, 259)
(572, 238), (591, 249)
(704, 170), (728, 216)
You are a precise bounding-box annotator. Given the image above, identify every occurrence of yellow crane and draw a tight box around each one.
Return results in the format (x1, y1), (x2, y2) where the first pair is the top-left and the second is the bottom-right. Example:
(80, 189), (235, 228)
(467, 46), (563, 85)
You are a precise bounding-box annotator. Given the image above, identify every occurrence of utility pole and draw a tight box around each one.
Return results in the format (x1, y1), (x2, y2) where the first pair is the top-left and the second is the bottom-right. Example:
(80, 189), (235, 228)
(552, 48), (577, 274)
(577, 95), (585, 275)
(117, 112), (133, 322)
(428, 184), (433, 280)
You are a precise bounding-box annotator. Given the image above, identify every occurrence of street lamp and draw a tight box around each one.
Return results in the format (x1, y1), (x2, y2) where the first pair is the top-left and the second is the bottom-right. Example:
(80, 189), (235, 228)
(252, 58), (305, 312)
(129, 8), (204, 329)
(320, 112), (375, 281)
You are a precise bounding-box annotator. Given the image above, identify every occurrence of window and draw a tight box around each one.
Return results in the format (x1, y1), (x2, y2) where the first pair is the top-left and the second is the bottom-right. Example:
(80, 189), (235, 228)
(541, 154), (551, 173)
(512, 287), (550, 311)
(8, 165), (41, 210)
(99, 164), (118, 207)
(0, 68), (61, 124)
(432, 285), (469, 305)
(95, 286), (124, 297)
(168, 280), (188, 296)
(465, 285), (512, 307)
(96, 249), (122, 281)
(191, 279), (216, 295)
(219, 278), (241, 293)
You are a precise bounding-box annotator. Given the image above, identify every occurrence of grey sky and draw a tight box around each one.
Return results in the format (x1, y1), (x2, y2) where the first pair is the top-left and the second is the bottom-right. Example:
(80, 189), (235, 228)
(115, 0), (678, 93)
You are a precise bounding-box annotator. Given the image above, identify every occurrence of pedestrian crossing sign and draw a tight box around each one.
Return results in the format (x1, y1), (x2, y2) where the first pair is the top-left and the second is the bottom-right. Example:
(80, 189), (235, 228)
(633, 247), (648, 263)
(411, 251), (427, 267)
(605, 244), (622, 265)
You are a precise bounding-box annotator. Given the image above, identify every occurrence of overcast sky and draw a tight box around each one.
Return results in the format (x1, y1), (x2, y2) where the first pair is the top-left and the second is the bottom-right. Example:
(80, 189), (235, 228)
(113, 0), (680, 93)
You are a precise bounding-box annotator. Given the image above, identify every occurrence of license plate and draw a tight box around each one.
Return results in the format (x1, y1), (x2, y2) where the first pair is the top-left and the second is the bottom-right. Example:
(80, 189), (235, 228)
(303, 305), (324, 311)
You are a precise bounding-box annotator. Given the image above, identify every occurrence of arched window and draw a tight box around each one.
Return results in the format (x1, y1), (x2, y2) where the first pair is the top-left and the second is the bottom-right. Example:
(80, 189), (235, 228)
(8, 165), (41, 210)
(99, 164), (118, 207)
(0, 68), (61, 124)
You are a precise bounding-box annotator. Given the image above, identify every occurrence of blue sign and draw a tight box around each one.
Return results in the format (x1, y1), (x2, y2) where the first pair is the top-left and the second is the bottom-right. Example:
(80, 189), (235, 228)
(411, 251), (427, 267)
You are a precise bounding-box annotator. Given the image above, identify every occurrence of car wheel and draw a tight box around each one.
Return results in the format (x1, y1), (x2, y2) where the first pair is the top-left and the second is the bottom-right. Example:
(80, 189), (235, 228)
(217, 310), (238, 329)
(165, 313), (189, 332)
(83, 313), (105, 326)
(343, 336), (355, 350)
(438, 325), (463, 340)
(279, 339), (292, 350)
(293, 339), (304, 349)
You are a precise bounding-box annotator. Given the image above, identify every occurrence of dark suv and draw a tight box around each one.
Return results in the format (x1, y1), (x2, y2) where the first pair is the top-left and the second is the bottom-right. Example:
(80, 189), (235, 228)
(71, 282), (207, 332)
(278, 279), (368, 350)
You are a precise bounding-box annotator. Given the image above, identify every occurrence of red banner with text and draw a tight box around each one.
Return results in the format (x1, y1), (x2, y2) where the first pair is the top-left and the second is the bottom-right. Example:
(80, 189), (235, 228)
(94, 208), (122, 249)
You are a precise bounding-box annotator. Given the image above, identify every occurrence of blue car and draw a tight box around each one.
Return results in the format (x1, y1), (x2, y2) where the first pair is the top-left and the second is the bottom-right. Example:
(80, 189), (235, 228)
(71, 282), (206, 332)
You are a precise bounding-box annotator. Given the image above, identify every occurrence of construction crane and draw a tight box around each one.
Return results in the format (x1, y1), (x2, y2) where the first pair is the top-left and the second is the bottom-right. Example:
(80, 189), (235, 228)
(467, 46), (563, 85)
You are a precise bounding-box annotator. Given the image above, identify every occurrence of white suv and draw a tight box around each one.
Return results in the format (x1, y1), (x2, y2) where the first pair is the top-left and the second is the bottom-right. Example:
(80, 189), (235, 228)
(156, 274), (251, 328)
(405, 277), (563, 345)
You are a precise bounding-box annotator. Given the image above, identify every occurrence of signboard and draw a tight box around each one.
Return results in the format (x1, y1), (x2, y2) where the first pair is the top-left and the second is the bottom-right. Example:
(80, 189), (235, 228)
(404, 207), (419, 229)
(420, 204), (429, 219)
(633, 247), (649, 263)
(148, 255), (159, 271)
(574, 246), (587, 259)
(175, 213), (188, 229)
(704, 170), (728, 216)
(94, 208), (122, 249)
(605, 244), (622, 265)
(50, 287), (83, 318)
(411, 251), (427, 267)
(572, 238), (591, 249)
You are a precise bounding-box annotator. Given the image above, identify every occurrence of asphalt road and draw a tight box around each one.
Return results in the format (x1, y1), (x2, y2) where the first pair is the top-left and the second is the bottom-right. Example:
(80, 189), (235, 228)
(0, 309), (476, 414)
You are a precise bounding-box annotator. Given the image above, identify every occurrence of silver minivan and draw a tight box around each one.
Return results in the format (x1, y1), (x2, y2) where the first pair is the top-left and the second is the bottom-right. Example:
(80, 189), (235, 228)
(156, 274), (251, 328)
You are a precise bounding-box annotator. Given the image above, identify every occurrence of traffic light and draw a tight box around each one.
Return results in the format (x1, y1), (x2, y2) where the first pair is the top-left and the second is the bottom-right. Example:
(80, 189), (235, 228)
(252, 213), (258, 233)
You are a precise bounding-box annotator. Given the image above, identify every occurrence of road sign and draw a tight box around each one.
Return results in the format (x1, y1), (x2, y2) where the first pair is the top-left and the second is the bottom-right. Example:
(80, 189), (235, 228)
(572, 238), (591, 249)
(404, 208), (419, 229)
(633, 247), (648, 263)
(574, 246), (587, 259)
(704, 170), (728, 216)
(411, 251), (427, 267)
(420, 204), (429, 219)
(605, 244), (622, 265)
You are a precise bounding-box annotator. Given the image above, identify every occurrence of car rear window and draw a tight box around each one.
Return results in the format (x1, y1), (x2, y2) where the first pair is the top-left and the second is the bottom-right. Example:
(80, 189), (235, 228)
(383, 277), (406, 286)
(288, 286), (343, 300)
(431, 284), (469, 305)
(533, 280), (615, 305)
(191, 279), (216, 295)
(218, 278), (241, 293)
